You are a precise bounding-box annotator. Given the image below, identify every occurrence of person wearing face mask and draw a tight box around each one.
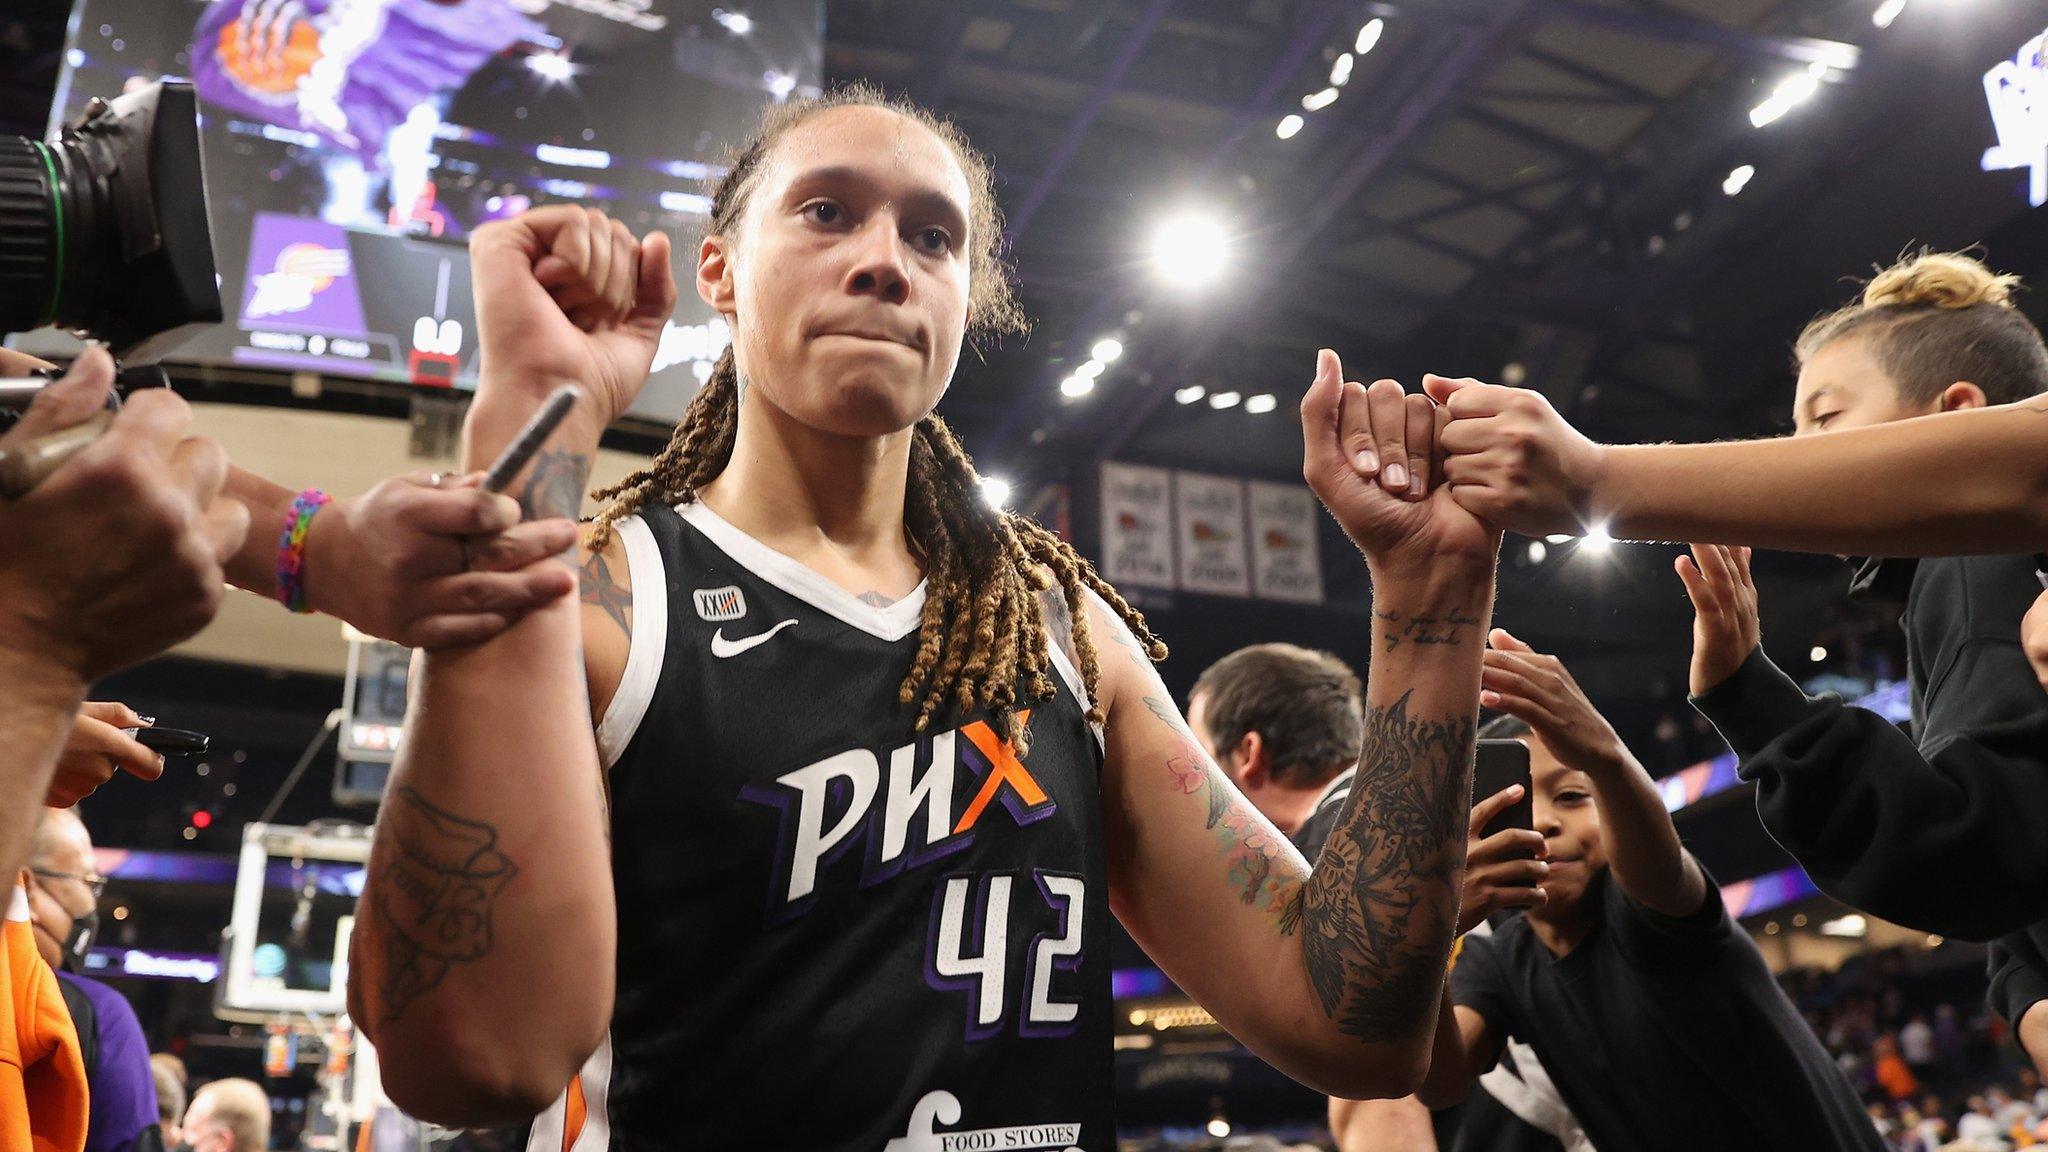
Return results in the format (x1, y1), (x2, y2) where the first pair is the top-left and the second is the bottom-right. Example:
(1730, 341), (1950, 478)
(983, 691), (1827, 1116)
(176, 1080), (267, 1152)
(26, 810), (162, 1152)
(1417, 632), (1884, 1152)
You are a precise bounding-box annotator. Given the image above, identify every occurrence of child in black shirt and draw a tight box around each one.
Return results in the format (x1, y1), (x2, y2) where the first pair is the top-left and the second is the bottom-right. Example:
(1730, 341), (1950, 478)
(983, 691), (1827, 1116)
(1418, 631), (1884, 1152)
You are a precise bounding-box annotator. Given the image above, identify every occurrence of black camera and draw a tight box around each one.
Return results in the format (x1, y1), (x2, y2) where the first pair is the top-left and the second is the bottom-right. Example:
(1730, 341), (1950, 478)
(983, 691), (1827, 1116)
(0, 79), (220, 361)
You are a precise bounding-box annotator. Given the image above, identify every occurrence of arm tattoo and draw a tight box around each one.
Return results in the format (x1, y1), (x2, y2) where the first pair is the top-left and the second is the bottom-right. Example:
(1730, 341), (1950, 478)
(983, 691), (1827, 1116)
(1373, 608), (1480, 653)
(580, 549), (633, 636)
(1291, 690), (1473, 1041)
(1143, 694), (1295, 919)
(516, 448), (593, 523)
(365, 787), (519, 1026)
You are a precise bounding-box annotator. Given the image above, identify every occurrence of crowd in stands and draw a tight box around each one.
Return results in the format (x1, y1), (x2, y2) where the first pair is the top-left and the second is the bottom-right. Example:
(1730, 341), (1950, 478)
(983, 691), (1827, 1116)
(1781, 947), (2044, 1151)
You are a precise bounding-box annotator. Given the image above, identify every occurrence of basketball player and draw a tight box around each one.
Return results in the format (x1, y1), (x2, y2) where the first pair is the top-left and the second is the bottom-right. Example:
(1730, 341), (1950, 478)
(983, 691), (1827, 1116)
(349, 86), (1502, 1149)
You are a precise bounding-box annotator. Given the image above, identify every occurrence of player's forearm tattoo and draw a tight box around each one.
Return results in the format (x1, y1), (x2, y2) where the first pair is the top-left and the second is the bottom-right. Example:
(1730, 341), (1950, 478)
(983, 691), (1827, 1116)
(580, 548), (633, 636)
(516, 448), (592, 524)
(1143, 694), (1297, 920)
(1373, 608), (1481, 652)
(364, 787), (519, 1026)
(1289, 690), (1474, 1042)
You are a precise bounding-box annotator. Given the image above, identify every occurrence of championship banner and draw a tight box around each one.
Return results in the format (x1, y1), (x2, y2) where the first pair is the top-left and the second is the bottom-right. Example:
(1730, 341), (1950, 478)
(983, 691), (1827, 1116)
(1172, 472), (1251, 597)
(1099, 463), (1176, 590)
(1246, 480), (1325, 605)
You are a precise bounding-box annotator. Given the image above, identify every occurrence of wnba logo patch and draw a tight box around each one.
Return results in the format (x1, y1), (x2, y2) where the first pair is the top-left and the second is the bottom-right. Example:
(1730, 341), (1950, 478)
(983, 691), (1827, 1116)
(694, 586), (747, 622)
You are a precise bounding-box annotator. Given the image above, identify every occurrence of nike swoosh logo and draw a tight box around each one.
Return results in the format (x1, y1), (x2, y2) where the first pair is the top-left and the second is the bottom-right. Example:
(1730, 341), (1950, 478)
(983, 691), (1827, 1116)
(710, 619), (799, 658)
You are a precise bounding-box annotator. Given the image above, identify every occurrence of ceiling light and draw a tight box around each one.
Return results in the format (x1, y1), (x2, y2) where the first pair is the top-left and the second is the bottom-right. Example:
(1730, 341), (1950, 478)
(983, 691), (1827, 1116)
(526, 53), (576, 82)
(1750, 70), (1821, 128)
(1076, 359), (1106, 380)
(1723, 164), (1756, 196)
(1174, 385), (1206, 405)
(1330, 52), (1355, 87)
(1356, 18), (1385, 54)
(1149, 212), (1231, 288)
(1302, 87), (1340, 112)
(979, 477), (1012, 507)
(1582, 524), (1616, 554)
(1244, 393), (1277, 414)
(1544, 534), (1573, 545)
(1207, 1118), (1231, 1139)
(1810, 645), (1828, 662)
(1091, 338), (1124, 362)
(1060, 375), (1095, 399)
(1209, 391), (1242, 409)
(1873, 0), (1907, 29)
(1820, 913), (1867, 938)
(1527, 540), (1547, 564)
(712, 8), (753, 34)
(1276, 114), (1304, 140)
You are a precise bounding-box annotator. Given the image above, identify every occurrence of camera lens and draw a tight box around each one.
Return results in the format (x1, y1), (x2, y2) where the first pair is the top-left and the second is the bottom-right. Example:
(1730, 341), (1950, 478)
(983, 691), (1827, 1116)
(0, 81), (220, 358)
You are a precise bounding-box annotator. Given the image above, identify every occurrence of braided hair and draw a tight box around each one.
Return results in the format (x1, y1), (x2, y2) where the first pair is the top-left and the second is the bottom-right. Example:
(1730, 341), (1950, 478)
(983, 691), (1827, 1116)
(588, 84), (1165, 750)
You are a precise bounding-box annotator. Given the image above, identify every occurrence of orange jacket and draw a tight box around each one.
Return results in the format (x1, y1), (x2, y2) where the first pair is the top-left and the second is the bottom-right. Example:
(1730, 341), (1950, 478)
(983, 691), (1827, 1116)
(1, 885), (88, 1152)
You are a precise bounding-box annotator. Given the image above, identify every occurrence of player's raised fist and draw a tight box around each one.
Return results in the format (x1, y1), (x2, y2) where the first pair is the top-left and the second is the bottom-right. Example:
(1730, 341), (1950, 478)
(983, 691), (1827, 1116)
(470, 205), (679, 425)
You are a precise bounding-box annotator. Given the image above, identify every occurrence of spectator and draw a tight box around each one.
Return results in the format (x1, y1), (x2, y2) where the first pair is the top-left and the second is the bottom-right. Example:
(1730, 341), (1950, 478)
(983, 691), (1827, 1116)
(1905, 1014), (1939, 1077)
(1875, 1033), (1923, 1102)
(182, 1079), (269, 1152)
(149, 1055), (185, 1149)
(1939, 1006), (1970, 1080)
(1987, 1085), (2032, 1132)
(25, 810), (160, 1152)
(1955, 1094), (2008, 1151)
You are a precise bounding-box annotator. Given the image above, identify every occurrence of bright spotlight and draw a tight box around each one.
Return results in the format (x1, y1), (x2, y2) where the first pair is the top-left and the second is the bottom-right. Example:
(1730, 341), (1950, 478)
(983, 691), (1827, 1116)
(1330, 52), (1355, 87)
(1750, 70), (1821, 128)
(1583, 525), (1616, 554)
(1722, 164), (1756, 196)
(1544, 534), (1573, 545)
(1820, 913), (1867, 938)
(1810, 645), (1828, 663)
(979, 477), (1013, 508)
(1356, 18), (1385, 54)
(1174, 385), (1206, 405)
(1150, 212), (1230, 288)
(1076, 359), (1107, 380)
(1209, 390), (1242, 409)
(1091, 338), (1124, 362)
(1207, 1118), (1232, 1139)
(1244, 393), (1277, 414)
(1872, 0), (1907, 28)
(1060, 375), (1095, 399)
(527, 53), (576, 83)
(1527, 540), (1547, 564)
(712, 8), (753, 34)
(1302, 86), (1340, 112)
(1276, 114), (1304, 140)
(764, 69), (798, 100)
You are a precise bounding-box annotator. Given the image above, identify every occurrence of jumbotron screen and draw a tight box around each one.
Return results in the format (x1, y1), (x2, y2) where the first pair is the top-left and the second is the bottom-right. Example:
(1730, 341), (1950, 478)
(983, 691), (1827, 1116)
(47, 0), (821, 422)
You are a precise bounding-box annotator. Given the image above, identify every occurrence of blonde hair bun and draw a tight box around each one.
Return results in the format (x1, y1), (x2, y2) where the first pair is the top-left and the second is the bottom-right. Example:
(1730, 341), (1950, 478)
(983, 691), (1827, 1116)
(1863, 251), (2019, 311)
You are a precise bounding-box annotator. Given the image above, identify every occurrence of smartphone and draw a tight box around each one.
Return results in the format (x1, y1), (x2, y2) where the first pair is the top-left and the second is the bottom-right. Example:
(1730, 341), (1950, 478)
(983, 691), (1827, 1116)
(1473, 738), (1533, 845)
(131, 727), (209, 757)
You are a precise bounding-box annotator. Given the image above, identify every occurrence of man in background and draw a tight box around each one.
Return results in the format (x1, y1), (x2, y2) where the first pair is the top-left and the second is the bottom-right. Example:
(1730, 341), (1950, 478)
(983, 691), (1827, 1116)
(181, 1080), (270, 1152)
(26, 810), (161, 1152)
(150, 1056), (186, 1150)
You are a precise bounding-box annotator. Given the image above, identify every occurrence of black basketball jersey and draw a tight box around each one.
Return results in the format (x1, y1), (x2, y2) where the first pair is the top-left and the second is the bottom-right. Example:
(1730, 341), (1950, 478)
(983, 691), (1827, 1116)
(521, 500), (1114, 1151)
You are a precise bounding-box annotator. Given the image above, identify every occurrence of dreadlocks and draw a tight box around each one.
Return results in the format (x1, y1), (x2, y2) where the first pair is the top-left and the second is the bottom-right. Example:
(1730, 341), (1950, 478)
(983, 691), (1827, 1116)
(587, 83), (1165, 751)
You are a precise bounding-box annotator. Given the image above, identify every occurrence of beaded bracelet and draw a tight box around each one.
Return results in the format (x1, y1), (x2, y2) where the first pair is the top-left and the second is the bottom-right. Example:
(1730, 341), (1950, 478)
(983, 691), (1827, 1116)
(275, 489), (332, 614)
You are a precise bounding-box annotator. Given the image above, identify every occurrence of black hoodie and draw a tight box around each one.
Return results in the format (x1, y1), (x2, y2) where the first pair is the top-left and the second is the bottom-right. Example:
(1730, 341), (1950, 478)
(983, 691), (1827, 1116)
(1689, 554), (2048, 1033)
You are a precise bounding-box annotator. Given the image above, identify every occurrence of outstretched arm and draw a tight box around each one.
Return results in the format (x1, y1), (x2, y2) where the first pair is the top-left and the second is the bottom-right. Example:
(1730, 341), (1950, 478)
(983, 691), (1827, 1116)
(1103, 350), (1497, 1098)
(1432, 376), (2048, 555)
(1481, 629), (1705, 917)
(349, 208), (672, 1125)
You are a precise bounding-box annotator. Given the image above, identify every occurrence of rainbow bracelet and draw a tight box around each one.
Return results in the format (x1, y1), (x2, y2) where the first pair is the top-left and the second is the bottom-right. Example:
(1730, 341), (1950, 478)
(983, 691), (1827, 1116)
(275, 489), (332, 614)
